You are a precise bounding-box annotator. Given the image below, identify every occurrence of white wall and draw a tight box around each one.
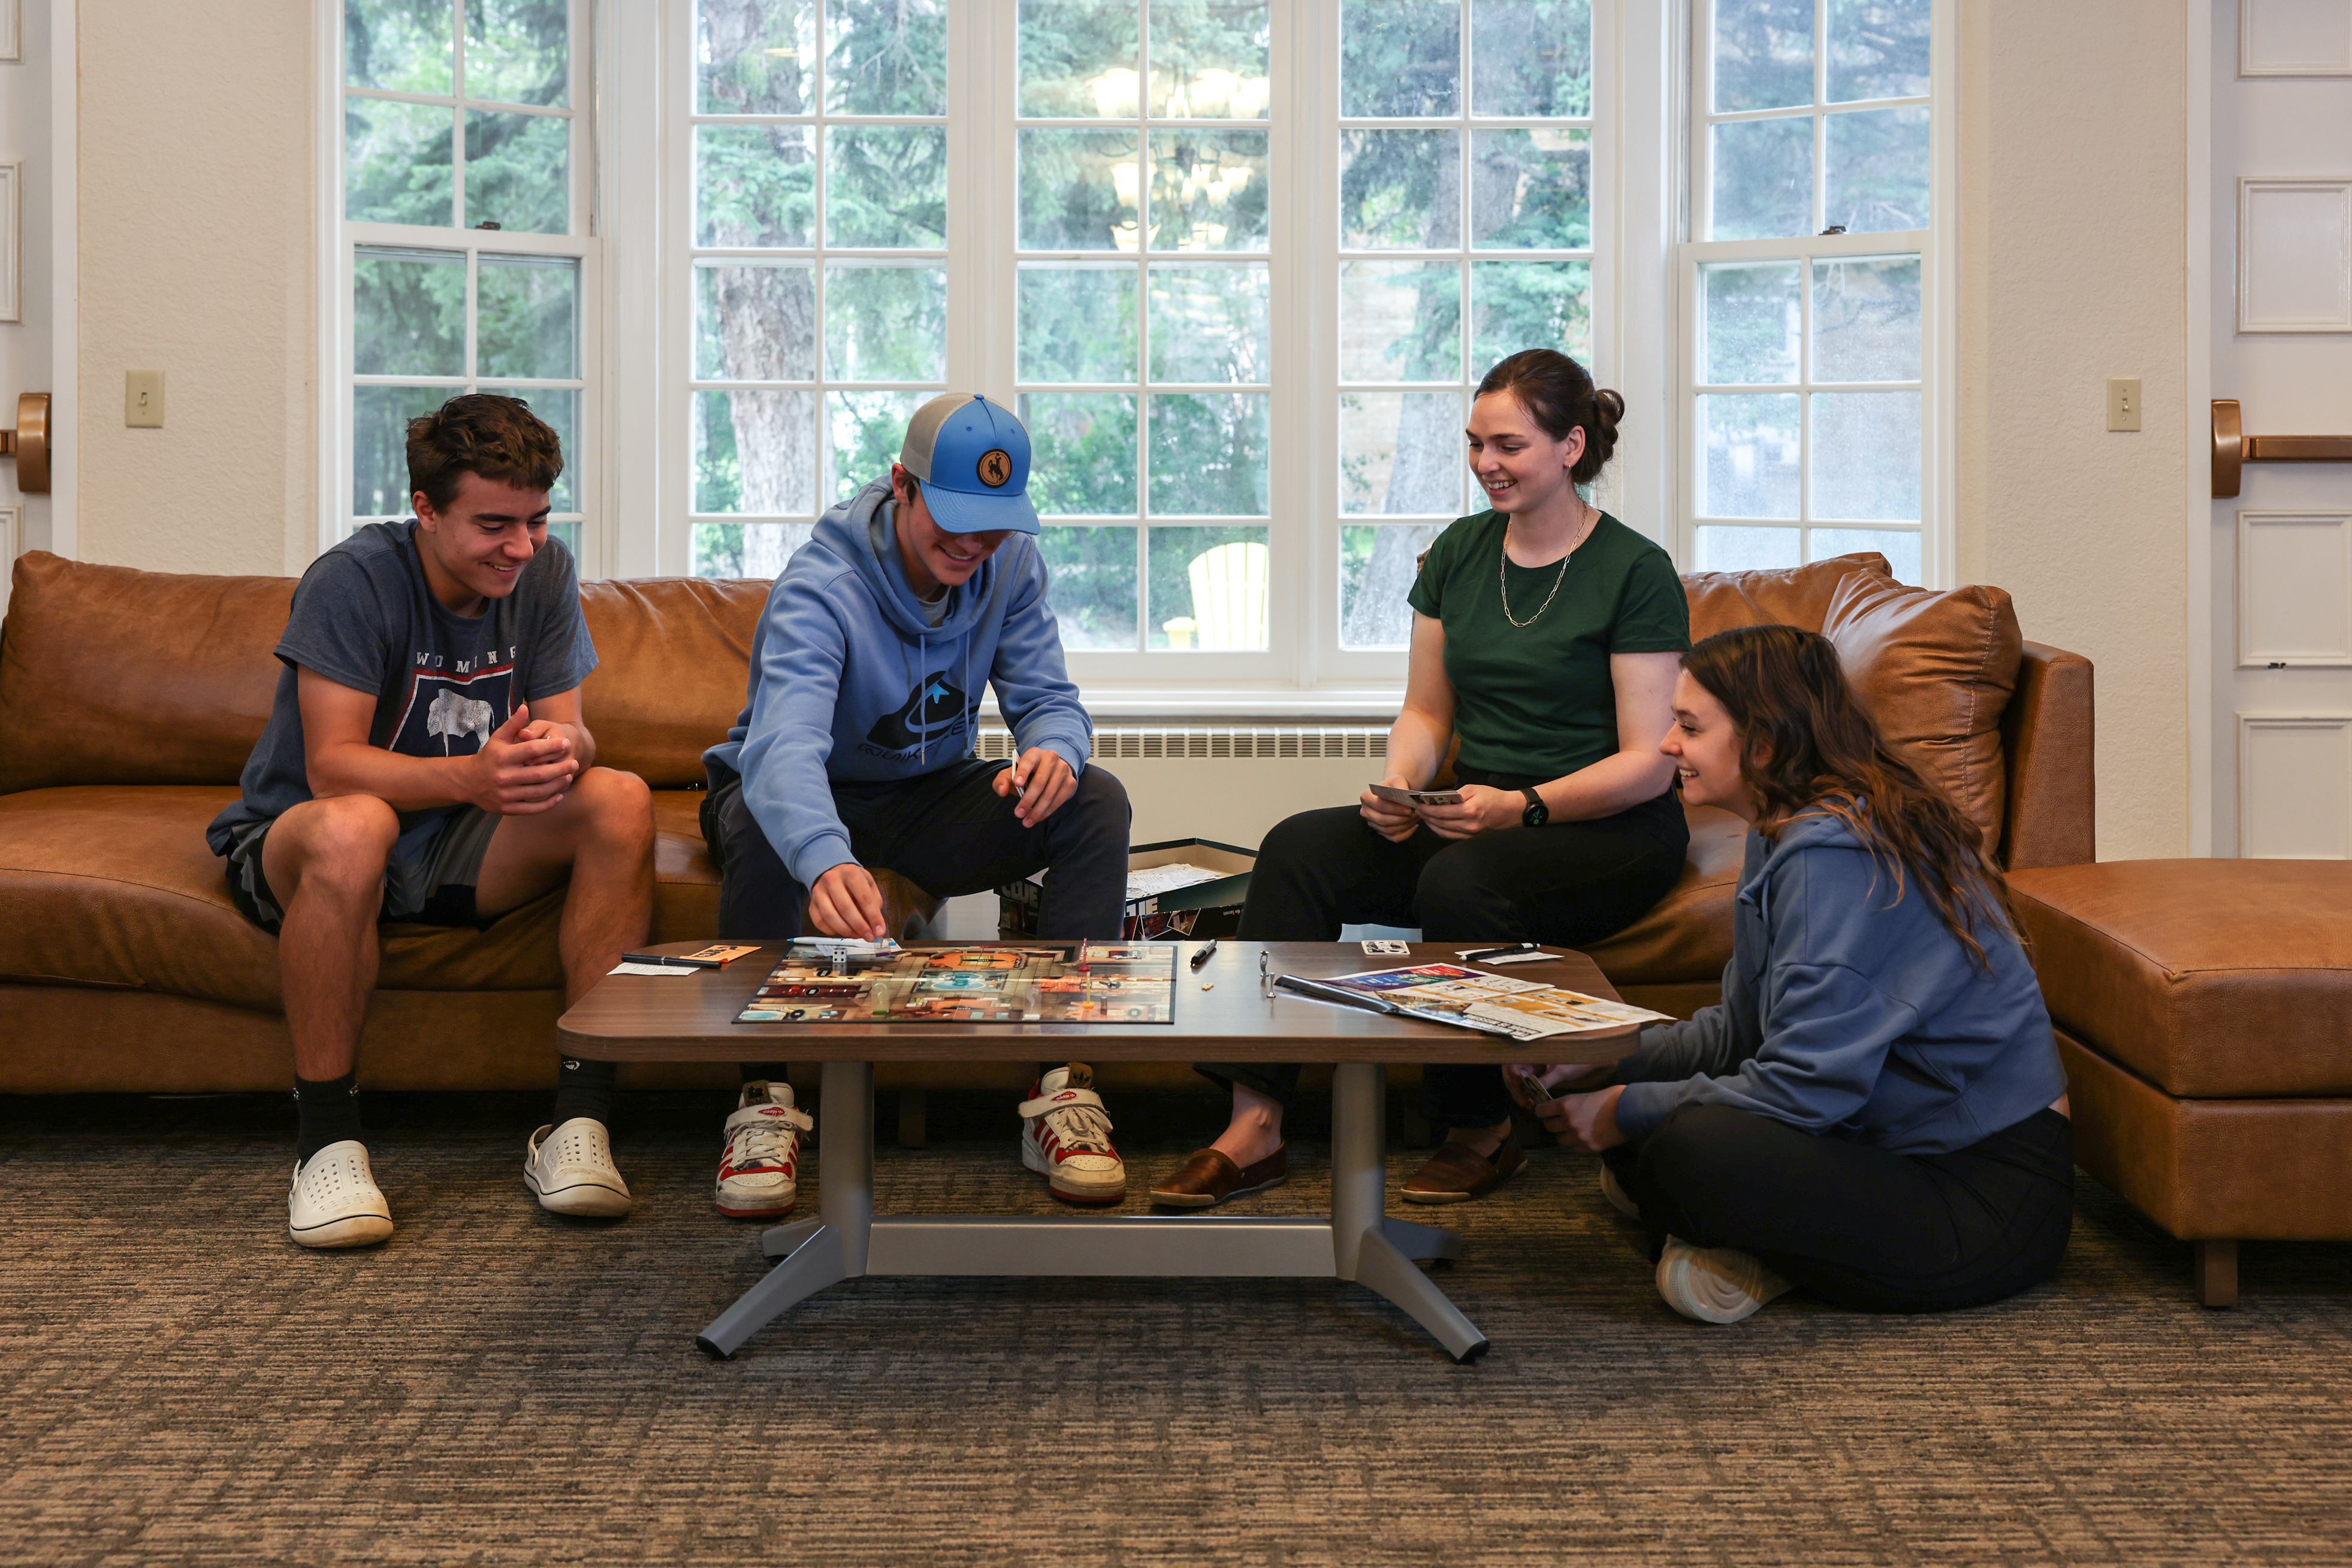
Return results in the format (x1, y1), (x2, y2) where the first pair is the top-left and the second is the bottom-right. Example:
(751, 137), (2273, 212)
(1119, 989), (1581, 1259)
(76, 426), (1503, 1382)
(72, 1), (316, 577)
(1958, 0), (2193, 860)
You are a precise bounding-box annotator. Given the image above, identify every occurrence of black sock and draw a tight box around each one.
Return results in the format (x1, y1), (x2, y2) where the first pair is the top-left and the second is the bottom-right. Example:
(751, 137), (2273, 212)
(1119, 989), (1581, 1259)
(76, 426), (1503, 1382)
(293, 1071), (362, 1164)
(552, 1057), (619, 1128)
(740, 1062), (790, 1085)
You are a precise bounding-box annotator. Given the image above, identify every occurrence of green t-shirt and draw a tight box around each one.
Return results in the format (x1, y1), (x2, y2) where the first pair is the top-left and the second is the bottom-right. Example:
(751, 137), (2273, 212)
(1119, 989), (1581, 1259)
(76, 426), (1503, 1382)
(1405, 510), (1689, 782)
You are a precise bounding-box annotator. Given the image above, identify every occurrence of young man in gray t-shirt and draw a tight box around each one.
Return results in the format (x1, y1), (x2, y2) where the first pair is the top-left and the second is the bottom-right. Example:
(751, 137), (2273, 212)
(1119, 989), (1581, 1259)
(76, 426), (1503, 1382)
(207, 394), (656, 1249)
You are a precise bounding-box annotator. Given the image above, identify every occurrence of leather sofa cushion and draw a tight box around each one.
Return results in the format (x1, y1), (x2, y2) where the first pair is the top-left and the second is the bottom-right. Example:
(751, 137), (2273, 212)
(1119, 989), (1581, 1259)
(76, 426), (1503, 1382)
(1681, 552), (1891, 641)
(580, 578), (768, 787)
(0, 554), (773, 794)
(1821, 573), (2023, 854)
(0, 785), (723, 1008)
(1583, 805), (1747, 987)
(0, 553), (289, 792)
(2012, 860), (2352, 1098)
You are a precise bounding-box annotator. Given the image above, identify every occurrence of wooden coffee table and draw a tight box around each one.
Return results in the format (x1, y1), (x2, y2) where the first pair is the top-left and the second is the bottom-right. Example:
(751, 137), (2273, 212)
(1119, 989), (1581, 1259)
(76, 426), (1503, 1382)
(557, 941), (1644, 1362)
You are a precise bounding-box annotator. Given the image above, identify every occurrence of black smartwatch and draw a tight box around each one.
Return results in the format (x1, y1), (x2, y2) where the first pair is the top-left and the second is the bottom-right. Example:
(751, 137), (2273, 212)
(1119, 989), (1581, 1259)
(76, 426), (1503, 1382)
(1520, 787), (1548, 828)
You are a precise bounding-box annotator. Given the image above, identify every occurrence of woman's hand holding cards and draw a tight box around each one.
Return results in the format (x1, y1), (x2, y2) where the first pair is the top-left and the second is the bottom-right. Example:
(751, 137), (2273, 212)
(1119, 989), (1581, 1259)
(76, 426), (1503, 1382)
(1505, 1059), (1613, 1110)
(1417, 783), (1518, 840)
(1358, 772), (1422, 842)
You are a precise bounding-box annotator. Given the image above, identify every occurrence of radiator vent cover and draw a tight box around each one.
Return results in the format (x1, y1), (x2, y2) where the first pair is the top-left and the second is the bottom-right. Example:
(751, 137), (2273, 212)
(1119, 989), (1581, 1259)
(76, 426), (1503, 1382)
(977, 726), (1387, 762)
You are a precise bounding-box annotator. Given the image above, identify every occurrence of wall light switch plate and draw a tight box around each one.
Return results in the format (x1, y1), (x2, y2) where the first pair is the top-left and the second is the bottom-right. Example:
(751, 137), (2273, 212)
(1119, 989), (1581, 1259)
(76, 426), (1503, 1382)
(2106, 377), (2142, 433)
(125, 370), (165, 428)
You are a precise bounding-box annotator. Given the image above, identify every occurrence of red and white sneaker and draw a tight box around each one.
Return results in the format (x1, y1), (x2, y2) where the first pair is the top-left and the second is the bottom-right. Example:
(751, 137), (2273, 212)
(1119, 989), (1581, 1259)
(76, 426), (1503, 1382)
(716, 1080), (814, 1219)
(1018, 1063), (1126, 1206)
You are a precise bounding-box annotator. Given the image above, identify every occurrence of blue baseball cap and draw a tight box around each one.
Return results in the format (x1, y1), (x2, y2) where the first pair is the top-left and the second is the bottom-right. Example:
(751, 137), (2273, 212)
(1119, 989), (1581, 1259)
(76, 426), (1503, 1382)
(898, 394), (1041, 536)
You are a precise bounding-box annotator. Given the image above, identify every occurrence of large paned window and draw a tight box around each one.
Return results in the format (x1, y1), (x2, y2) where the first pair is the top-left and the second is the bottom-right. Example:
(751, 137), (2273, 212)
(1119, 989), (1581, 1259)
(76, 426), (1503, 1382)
(664, 0), (1614, 693)
(1335, 0), (1593, 649)
(1683, 0), (1933, 584)
(340, 1), (594, 560)
(686, 0), (951, 580)
(1015, 0), (1274, 654)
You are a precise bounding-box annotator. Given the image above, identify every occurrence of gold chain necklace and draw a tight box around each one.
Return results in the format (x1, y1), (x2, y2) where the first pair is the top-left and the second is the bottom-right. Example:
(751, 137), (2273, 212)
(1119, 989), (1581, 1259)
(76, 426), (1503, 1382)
(1497, 507), (1595, 629)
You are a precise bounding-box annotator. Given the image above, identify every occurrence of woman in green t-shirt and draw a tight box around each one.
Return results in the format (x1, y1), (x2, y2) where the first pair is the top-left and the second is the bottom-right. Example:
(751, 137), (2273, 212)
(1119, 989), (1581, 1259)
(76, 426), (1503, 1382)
(1151, 350), (1692, 1210)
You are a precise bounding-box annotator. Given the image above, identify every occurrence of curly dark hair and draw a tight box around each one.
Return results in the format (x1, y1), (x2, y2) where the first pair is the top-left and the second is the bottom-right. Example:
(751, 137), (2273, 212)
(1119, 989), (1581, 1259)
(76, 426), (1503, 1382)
(1474, 348), (1625, 485)
(405, 393), (565, 515)
(1681, 623), (2021, 970)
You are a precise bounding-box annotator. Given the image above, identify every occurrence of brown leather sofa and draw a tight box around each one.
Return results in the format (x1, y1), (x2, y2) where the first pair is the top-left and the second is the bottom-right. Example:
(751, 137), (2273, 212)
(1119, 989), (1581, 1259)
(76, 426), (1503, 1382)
(0, 548), (2094, 1098)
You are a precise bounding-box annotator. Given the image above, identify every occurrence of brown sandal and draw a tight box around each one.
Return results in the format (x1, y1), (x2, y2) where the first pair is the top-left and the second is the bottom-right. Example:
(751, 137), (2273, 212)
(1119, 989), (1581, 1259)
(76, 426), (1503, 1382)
(1400, 1131), (1526, 1205)
(1149, 1146), (1288, 1209)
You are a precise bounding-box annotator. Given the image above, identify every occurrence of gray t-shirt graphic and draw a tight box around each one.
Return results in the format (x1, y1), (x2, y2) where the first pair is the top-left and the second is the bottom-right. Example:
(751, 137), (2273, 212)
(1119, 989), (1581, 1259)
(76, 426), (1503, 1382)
(206, 520), (599, 854)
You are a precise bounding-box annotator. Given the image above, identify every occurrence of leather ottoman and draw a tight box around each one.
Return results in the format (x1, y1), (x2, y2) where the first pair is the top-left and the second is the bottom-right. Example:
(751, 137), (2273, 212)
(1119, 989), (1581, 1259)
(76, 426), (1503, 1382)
(2010, 860), (2352, 1305)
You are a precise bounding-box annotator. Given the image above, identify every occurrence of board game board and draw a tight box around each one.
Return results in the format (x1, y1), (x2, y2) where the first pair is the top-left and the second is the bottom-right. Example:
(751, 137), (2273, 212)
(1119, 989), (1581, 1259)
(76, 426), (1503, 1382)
(733, 942), (1177, 1026)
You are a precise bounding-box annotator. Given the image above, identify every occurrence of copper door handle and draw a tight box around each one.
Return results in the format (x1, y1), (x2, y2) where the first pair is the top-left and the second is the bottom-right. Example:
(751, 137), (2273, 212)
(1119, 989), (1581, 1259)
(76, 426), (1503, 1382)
(0, 391), (49, 494)
(2213, 398), (2352, 499)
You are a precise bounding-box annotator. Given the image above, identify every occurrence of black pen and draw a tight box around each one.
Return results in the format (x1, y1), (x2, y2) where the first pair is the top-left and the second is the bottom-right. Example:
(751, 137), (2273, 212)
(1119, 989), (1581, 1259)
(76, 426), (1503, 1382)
(1462, 941), (1540, 963)
(620, 951), (705, 969)
(1189, 936), (1219, 971)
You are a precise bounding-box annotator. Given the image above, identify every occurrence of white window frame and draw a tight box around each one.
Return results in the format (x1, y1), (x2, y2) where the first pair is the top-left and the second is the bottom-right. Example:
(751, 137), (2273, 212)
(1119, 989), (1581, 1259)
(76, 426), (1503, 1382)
(659, 0), (958, 581)
(1674, 0), (1954, 589)
(996, 0), (1281, 685)
(318, 0), (605, 573)
(1318, 0), (1607, 688)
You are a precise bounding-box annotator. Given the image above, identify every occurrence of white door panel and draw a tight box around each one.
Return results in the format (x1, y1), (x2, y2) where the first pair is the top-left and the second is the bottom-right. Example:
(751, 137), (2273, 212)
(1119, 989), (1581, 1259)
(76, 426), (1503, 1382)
(2238, 179), (2352, 330)
(0, 0), (53, 599)
(2239, 0), (2352, 75)
(2213, 0), (2352, 856)
(2239, 716), (2352, 857)
(2239, 511), (2352, 664)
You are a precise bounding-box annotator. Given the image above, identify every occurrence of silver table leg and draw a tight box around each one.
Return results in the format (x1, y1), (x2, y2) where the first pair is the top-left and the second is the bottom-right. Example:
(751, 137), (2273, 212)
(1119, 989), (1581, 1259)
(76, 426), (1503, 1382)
(1330, 1062), (1489, 1362)
(700, 1058), (1489, 1362)
(695, 1062), (874, 1358)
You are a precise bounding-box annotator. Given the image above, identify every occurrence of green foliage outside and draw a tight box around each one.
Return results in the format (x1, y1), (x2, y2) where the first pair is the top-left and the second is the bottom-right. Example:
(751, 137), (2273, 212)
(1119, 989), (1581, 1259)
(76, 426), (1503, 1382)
(1021, 394), (1139, 516)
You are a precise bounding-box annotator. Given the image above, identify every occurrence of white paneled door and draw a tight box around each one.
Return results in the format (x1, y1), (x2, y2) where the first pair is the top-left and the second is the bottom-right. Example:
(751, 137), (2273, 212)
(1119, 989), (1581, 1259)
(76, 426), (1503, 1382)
(0, 0), (58, 604)
(2213, 0), (2352, 857)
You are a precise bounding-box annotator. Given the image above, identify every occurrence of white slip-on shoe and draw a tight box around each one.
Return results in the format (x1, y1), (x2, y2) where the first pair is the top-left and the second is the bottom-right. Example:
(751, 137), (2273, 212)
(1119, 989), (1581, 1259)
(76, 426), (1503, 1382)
(716, 1080), (814, 1219)
(1655, 1235), (1795, 1324)
(1018, 1063), (1127, 1206)
(1599, 1164), (1641, 1219)
(288, 1140), (394, 1249)
(523, 1118), (634, 1217)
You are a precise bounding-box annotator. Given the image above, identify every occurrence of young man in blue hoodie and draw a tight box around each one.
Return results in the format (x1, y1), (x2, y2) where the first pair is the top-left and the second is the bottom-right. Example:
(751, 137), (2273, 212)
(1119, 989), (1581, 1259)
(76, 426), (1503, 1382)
(701, 394), (1133, 1212)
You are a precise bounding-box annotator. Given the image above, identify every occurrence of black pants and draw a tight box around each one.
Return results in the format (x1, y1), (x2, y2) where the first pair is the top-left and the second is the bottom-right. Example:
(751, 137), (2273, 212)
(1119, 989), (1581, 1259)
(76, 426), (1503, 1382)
(703, 757), (1132, 941)
(1197, 777), (1687, 1128)
(1604, 1103), (2076, 1313)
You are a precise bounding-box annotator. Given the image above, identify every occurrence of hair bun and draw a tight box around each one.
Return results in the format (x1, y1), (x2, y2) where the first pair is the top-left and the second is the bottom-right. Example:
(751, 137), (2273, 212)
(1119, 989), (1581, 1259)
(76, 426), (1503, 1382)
(1593, 388), (1625, 434)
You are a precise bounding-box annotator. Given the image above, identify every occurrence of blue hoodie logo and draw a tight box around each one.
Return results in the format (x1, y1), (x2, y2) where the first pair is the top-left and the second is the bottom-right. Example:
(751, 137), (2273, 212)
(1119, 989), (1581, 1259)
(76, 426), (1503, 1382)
(866, 672), (970, 751)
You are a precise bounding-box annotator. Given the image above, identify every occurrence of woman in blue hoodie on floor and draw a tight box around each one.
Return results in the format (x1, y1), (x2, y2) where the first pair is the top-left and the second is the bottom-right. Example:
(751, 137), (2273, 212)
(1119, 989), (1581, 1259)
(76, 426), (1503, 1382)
(1515, 623), (2073, 1324)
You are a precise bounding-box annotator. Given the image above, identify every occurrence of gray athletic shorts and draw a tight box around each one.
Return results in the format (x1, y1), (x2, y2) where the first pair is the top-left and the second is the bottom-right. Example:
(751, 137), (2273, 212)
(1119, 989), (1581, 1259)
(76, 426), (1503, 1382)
(221, 803), (504, 934)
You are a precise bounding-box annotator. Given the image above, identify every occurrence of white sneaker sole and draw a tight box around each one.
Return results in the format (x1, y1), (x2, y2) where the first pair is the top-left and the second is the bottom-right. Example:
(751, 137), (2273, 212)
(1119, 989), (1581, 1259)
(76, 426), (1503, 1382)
(526, 1168), (633, 1218)
(715, 1184), (798, 1219)
(1656, 1241), (1793, 1324)
(288, 1211), (394, 1249)
(1021, 1141), (1126, 1204)
(1599, 1165), (1641, 1219)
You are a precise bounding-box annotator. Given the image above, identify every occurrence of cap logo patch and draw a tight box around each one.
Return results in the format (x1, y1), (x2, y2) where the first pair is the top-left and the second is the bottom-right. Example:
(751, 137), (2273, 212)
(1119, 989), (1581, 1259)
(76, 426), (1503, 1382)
(977, 449), (1013, 488)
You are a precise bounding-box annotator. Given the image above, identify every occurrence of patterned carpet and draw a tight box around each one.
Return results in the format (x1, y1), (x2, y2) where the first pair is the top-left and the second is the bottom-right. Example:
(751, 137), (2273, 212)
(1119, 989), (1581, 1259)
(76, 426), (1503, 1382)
(3, 1087), (2350, 1567)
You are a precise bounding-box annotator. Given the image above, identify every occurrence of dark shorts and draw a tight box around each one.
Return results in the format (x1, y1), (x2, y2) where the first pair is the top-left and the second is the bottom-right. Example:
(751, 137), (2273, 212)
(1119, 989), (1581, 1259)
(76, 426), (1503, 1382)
(219, 803), (504, 935)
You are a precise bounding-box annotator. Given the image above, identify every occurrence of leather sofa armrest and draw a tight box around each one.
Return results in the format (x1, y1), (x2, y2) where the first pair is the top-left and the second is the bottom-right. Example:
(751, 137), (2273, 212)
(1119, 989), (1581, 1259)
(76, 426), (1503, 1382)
(1998, 640), (2095, 869)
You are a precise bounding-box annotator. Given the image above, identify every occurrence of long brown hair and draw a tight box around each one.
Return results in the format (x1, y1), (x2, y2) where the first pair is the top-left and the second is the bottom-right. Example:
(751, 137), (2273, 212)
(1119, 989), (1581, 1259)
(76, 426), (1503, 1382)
(1681, 623), (2019, 969)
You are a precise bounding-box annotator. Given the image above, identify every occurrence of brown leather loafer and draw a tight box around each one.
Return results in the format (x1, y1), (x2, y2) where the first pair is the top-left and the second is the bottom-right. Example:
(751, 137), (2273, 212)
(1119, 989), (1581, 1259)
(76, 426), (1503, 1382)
(1400, 1131), (1527, 1205)
(1149, 1146), (1288, 1209)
